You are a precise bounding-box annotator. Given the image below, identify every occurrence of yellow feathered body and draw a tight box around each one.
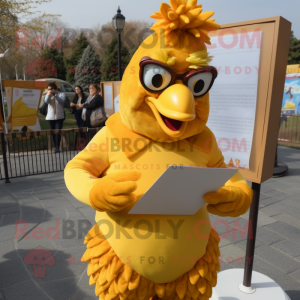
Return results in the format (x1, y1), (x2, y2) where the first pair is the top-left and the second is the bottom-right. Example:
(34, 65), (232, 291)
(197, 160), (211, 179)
(64, 1), (253, 299)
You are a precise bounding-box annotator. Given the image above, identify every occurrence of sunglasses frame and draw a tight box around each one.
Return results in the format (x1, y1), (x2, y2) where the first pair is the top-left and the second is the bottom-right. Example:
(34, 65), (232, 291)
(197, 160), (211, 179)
(139, 56), (218, 96)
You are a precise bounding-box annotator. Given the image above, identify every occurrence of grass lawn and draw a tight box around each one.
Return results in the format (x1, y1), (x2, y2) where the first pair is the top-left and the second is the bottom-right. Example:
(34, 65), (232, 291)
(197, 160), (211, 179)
(3, 103), (78, 131)
(38, 108), (77, 130)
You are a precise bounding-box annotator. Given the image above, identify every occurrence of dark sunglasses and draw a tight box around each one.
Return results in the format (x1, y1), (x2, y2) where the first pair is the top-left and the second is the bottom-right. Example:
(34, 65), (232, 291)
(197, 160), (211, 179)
(139, 56), (218, 97)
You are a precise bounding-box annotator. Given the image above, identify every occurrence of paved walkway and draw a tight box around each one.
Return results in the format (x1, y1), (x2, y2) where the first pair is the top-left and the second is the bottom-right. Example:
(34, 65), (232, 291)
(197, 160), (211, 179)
(0, 146), (299, 300)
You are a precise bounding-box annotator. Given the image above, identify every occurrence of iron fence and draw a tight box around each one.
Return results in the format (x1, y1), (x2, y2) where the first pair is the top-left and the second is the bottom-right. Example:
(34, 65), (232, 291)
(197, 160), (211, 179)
(0, 127), (101, 181)
(278, 114), (300, 144)
(1, 115), (300, 181)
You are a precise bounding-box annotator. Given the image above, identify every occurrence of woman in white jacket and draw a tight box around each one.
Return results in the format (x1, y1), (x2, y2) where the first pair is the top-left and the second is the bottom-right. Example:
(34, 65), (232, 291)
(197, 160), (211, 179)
(44, 82), (66, 153)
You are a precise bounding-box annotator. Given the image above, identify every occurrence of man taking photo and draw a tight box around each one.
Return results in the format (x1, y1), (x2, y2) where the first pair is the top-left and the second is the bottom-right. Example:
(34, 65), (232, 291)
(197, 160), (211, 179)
(44, 82), (66, 153)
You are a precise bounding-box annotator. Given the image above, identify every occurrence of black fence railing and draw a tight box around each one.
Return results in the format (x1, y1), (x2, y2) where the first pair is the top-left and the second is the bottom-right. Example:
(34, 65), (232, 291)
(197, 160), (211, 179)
(1, 115), (300, 181)
(278, 114), (300, 144)
(0, 127), (102, 181)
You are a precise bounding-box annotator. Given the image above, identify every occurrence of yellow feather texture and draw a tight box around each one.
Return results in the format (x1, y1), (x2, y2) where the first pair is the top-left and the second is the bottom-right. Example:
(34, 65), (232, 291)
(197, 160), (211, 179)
(149, 0), (220, 47)
(82, 227), (220, 300)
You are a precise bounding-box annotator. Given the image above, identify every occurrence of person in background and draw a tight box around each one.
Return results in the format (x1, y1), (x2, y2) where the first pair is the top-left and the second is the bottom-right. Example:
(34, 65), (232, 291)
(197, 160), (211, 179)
(45, 82), (66, 153)
(77, 83), (104, 129)
(70, 85), (87, 128)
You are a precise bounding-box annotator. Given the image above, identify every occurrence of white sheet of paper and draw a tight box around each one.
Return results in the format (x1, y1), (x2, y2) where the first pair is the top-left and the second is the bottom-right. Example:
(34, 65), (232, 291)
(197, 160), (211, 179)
(128, 166), (239, 215)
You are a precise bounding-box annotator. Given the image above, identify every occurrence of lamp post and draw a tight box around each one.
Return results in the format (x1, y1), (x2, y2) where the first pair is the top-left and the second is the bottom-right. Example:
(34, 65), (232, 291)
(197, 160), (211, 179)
(112, 7), (125, 81)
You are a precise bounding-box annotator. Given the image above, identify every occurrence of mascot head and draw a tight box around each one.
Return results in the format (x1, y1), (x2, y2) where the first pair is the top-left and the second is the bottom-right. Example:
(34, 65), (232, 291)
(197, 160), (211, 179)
(119, 0), (220, 141)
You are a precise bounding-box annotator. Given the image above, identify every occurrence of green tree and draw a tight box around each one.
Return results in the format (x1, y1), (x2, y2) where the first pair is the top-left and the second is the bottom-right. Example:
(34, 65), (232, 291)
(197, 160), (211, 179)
(101, 37), (131, 81)
(0, 0), (59, 53)
(65, 33), (89, 84)
(288, 31), (300, 65)
(74, 45), (101, 91)
(41, 47), (66, 80)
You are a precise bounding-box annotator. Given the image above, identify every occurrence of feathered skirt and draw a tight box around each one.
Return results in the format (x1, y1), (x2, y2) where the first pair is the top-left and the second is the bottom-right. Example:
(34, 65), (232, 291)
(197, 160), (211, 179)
(81, 224), (221, 300)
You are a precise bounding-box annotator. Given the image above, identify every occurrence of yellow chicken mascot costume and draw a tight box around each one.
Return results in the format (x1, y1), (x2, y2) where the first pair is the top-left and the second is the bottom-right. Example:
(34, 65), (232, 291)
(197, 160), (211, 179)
(65, 1), (253, 299)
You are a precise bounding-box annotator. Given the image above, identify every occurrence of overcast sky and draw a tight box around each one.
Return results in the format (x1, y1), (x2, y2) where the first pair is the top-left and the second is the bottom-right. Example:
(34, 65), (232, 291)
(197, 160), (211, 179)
(36, 0), (300, 38)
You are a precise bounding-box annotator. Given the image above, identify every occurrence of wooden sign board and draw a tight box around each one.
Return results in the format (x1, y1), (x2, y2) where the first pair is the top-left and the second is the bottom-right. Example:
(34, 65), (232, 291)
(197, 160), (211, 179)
(101, 81), (121, 117)
(102, 17), (290, 184)
(208, 17), (291, 184)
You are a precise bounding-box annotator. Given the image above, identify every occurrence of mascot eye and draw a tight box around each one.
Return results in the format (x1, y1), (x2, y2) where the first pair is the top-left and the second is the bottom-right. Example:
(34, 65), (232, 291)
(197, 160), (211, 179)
(142, 64), (172, 92)
(187, 73), (213, 97)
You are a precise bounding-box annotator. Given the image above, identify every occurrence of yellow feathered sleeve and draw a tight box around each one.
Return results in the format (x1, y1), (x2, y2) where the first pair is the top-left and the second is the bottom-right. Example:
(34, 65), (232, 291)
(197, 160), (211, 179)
(64, 127), (110, 207)
(64, 127), (140, 211)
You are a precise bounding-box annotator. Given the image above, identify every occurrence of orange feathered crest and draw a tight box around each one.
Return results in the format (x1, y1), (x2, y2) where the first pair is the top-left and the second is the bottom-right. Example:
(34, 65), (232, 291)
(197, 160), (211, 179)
(150, 0), (220, 47)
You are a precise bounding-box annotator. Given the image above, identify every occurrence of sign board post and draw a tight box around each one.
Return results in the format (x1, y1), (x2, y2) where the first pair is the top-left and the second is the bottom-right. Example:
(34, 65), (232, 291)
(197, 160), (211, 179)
(206, 16), (291, 300)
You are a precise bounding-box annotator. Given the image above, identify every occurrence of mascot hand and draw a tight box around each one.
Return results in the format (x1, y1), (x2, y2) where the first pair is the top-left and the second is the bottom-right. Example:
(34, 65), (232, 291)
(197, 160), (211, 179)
(89, 171), (141, 212)
(204, 182), (253, 217)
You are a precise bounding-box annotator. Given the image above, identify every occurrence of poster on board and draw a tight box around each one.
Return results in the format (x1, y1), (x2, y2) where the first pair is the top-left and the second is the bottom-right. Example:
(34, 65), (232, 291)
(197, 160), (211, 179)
(206, 31), (261, 170)
(104, 85), (113, 110)
(11, 87), (41, 131)
(3, 81), (44, 133)
(282, 73), (300, 115)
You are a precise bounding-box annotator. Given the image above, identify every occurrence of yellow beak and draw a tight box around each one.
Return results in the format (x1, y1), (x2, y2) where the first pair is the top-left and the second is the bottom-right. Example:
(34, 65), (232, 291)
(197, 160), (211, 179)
(147, 82), (195, 121)
(145, 81), (195, 137)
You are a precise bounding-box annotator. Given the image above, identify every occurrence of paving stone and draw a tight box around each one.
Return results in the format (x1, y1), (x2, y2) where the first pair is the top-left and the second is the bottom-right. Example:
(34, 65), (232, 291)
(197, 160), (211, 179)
(259, 192), (272, 200)
(255, 245), (300, 273)
(44, 206), (68, 220)
(16, 232), (56, 254)
(289, 269), (300, 283)
(257, 212), (278, 227)
(265, 190), (290, 201)
(72, 288), (98, 300)
(220, 261), (233, 271)
(21, 202), (45, 216)
(235, 238), (264, 250)
(38, 276), (80, 300)
(256, 225), (286, 245)
(219, 238), (232, 248)
(265, 222), (300, 245)
(0, 223), (20, 242)
(33, 192), (62, 200)
(65, 205), (88, 220)
(60, 192), (88, 208)
(287, 194), (300, 206)
(77, 269), (94, 290)
(0, 258), (30, 288)
(0, 240), (18, 262)
(1, 280), (50, 300)
(272, 240), (300, 258)
(219, 244), (246, 264)
(0, 204), (20, 215)
(260, 201), (300, 219)
(50, 219), (87, 250)
(261, 184), (276, 193)
(23, 246), (87, 283)
(260, 197), (285, 207)
(38, 197), (71, 208)
(269, 182), (292, 191)
(0, 199), (18, 209)
(77, 207), (96, 224)
(279, 187), (300, 196)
